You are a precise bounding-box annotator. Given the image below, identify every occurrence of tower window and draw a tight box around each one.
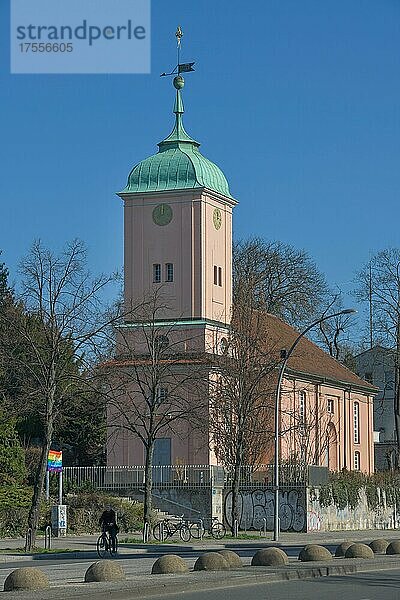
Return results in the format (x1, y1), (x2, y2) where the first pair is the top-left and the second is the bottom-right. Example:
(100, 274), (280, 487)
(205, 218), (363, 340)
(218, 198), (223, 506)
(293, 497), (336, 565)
(218, 267), (222, 287)
(214, 265), (218, 285)
(354, 402), (360, 444)
(153, 264), (161, 283)
(165, 263), (174, 282)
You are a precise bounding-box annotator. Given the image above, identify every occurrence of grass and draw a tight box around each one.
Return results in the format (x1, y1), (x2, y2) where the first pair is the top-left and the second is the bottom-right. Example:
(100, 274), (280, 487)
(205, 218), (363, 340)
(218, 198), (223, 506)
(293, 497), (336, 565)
(0, 547), (80, 555)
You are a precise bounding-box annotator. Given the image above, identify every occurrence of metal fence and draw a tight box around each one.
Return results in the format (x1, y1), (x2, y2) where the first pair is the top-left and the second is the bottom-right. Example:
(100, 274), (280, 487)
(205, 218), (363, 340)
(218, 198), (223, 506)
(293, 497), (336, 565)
(63, 463), (314, 492)
(63, 465), (219, 490)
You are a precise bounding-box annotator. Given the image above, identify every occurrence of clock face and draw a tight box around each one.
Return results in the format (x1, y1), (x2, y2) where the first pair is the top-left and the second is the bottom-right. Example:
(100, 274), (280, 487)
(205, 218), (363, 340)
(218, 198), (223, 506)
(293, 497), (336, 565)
(213, 207), (222, 230)
(152, 204), (173, 226)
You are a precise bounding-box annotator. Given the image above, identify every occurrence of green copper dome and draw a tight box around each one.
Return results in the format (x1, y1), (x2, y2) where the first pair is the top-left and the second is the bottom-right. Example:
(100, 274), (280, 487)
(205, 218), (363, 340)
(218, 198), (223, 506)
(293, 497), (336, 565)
(121, 80), (232, 198)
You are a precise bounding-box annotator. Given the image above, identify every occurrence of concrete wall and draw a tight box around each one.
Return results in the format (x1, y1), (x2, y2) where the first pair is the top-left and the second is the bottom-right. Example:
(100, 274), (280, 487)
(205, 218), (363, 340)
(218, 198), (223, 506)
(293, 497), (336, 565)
(307, 487), (399, 531)
(223, 488), (307, 532)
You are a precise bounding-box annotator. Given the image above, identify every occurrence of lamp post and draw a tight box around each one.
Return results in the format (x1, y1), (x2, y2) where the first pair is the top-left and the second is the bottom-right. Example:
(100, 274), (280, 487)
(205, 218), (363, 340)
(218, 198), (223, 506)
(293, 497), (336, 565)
(272, 308), (357, 541)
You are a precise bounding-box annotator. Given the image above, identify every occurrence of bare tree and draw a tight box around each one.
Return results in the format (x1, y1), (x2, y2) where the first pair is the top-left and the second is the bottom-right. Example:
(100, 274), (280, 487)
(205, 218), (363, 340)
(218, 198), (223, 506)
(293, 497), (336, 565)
(280, 384), (340, 472)
(209, 271), (278, 533)
(0, 239), (118, 549)
(317, 295), (357, 360)
(233, 238), (329, 328)
(104, 289), (207, 529)
(356, 248), (400, 462)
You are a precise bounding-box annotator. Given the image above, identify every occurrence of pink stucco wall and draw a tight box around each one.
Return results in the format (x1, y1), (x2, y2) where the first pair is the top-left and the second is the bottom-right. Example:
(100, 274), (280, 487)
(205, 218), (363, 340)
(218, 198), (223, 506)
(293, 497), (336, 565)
(279, 377), (374, 475)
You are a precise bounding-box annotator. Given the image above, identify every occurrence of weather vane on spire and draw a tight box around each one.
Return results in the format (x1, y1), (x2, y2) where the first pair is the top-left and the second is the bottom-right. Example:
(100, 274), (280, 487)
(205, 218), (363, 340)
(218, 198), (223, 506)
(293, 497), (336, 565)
(160, 26), (195, 78)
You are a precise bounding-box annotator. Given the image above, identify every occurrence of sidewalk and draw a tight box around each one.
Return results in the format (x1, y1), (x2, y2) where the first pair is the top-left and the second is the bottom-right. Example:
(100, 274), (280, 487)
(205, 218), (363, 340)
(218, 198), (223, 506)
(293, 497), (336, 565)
(0, 528), (397, 557)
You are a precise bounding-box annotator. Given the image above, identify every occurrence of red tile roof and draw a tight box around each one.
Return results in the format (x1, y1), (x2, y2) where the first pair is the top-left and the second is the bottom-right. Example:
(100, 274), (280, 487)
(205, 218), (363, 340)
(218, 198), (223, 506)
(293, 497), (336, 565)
(261, 313), (378, 392)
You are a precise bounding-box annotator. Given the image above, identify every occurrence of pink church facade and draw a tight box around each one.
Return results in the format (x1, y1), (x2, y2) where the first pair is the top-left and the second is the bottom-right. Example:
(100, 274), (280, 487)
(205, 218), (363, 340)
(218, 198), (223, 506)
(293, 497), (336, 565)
(107, 74), (376, 475)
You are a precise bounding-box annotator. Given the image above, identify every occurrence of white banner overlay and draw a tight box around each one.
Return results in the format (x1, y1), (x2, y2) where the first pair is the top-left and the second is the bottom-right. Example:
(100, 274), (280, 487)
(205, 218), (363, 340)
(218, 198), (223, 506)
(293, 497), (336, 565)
(11, 0), (150, 74)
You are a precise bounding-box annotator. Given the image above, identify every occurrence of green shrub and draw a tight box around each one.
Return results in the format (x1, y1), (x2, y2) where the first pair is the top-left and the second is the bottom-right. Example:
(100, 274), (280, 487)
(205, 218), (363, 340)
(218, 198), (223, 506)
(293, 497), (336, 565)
(66, 492), (148, 534)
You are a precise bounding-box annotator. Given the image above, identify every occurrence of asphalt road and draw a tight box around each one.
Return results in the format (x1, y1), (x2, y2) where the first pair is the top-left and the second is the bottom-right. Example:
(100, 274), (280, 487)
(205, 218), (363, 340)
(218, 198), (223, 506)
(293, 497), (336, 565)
(141, 569), (400, 600)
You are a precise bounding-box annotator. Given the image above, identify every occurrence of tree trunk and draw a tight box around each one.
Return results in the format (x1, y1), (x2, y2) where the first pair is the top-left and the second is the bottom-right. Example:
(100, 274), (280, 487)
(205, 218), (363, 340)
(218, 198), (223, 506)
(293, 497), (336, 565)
(230, 462), (241, 535)
(26, 419), (53, 550)
(144, 441), (154, 529)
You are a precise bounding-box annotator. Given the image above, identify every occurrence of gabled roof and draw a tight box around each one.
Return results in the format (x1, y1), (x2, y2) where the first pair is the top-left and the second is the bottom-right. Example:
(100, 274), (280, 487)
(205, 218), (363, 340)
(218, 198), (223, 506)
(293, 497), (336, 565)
(355, 344), (394, 359)
(262, 313), (378, 393)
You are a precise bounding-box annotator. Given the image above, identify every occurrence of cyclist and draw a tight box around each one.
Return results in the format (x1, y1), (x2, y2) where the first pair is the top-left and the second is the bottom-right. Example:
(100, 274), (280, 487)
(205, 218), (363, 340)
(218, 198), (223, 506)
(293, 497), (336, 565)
(99, 505), (119, 552)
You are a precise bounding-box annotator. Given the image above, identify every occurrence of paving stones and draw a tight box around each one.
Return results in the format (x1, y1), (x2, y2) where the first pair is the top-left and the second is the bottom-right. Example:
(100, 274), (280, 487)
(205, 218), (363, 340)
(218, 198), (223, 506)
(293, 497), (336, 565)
(4, 567), (49, 592)
(84, 560), (126, 582)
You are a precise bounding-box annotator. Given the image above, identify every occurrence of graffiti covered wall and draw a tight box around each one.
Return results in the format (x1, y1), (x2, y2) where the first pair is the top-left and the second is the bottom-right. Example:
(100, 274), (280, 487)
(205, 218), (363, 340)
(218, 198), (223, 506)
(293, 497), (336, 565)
(224, 488), (307, 532)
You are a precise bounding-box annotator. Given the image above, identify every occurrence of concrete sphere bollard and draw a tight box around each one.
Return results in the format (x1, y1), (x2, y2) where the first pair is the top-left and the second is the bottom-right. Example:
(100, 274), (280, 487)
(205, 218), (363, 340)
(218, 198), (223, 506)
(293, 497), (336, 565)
(344, 543), (374, 559)
(386, 540), (400, 555)
(335, 541), (355, 557)
(84, 560), (126, 582)
(369, 539), (389, 554)
(299, 544), (332, 562)
(4, 567), (49, 592)
(194, 552), (230, 571)
(217, 550), (243, 568)
(152, 555), (189, 574)
(251, 547), (289, 566)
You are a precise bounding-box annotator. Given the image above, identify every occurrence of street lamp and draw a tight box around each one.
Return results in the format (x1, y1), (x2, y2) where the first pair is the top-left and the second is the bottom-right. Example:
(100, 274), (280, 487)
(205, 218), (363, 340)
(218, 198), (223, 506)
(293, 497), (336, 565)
(272, 308), (357, 541)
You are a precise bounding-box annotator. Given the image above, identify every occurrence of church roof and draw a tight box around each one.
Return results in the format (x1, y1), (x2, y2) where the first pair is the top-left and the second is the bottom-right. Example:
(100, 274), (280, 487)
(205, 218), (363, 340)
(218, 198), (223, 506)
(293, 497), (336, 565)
(121, 76), (233, 198)
(260, 313), (378, 393)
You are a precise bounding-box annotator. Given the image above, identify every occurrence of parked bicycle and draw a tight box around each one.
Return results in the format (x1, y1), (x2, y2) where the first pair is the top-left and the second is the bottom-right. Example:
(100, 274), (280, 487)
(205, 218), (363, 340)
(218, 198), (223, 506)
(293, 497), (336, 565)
(189, 517), (226, 540)
(153, 515), (191, 542)
(97, 528), (118, 558)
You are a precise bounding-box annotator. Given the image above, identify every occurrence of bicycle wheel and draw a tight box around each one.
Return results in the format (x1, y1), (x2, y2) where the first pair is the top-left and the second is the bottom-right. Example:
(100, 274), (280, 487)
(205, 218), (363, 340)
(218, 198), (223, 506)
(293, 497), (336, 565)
(189, 522), (204, 539)
(153, 521), (168, 541)
(211, 521), (226, 540)
(179, 525), (191, 542)
(97, 534), (108, 559)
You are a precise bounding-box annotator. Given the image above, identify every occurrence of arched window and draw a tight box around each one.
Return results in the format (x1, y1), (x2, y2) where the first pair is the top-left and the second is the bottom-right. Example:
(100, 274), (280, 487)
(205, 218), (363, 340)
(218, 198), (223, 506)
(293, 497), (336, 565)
(353, 402), (360, 444)
(354, 451), (361, 471)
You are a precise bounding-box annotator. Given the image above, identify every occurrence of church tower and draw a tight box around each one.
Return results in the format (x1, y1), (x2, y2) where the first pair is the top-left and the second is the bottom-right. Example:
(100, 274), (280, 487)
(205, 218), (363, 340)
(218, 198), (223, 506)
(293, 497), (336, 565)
(118, 72), (237, 354)
(108, 38), (236, 467)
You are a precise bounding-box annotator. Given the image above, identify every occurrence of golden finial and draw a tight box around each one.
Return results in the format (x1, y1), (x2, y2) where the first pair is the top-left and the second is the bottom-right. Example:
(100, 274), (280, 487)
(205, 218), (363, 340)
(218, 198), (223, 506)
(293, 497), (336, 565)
(175, 25), (183, 47)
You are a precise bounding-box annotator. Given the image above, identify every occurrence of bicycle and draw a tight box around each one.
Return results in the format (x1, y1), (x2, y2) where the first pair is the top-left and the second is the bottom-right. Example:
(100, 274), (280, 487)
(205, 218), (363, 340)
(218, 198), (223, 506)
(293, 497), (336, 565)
(153, 515), (191, 542)
(189, 517), (226, 540)
(97, 528), (118, 558)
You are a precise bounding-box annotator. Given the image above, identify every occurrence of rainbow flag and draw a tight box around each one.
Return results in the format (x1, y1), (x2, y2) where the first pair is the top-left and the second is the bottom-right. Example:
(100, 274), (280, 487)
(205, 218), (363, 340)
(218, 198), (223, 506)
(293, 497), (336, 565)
(47, 450), (62, 472)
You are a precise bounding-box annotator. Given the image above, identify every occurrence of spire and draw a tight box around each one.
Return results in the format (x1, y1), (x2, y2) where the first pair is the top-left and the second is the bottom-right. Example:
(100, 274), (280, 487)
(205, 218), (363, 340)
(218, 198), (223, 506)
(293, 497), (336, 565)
(158, 75), (200, 150)
(158, 26), (199, 151)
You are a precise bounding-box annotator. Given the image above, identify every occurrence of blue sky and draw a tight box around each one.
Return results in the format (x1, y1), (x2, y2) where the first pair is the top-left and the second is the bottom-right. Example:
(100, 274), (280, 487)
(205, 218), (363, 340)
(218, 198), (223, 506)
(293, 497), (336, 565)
(1, 1), (399, 329)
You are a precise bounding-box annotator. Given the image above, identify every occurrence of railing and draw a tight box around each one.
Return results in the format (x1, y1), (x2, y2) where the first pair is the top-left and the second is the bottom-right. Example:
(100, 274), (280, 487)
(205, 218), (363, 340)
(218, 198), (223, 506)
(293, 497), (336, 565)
(63, 464), (219, 490)
(63, 463), (310, 491)
(225, 464), (309, 487)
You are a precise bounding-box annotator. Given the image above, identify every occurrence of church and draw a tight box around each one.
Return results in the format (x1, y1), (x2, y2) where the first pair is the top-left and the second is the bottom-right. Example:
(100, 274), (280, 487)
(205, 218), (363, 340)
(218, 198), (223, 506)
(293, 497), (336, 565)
(106, 63), (376, 475)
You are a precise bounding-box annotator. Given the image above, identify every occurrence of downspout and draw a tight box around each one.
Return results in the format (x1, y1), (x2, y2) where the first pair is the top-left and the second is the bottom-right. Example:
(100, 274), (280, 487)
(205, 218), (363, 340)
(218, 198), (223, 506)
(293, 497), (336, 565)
(314, 383), (319, 464)
(343, 388), (347, 470)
